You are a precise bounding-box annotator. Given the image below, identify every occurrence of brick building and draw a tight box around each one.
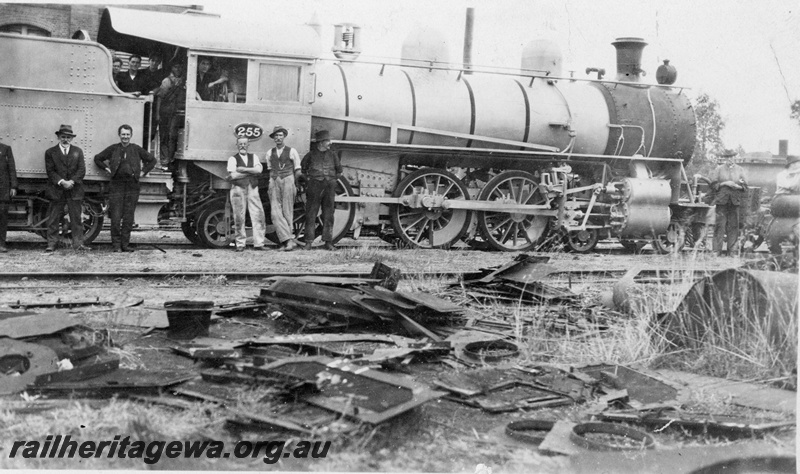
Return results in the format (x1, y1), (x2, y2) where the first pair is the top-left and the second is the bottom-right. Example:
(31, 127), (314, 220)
(0, 3), (201, 40)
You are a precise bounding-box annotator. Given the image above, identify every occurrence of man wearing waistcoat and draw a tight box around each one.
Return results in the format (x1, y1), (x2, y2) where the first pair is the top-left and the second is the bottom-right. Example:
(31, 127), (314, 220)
(301, 130), (342, 251)
(94, 124), (157, 252)
(227, 136), (267, 251)
(44, 124), (89, 252)
(265, 126), (301, 251)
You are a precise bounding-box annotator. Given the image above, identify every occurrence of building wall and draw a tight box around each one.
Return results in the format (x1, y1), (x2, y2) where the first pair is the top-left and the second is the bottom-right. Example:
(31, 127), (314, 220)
(0, 4), (201, 40)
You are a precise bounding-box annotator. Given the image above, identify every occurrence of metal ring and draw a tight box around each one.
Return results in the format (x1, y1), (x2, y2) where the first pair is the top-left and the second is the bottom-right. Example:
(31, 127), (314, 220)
(463, 340), (519, 362)
(505, 419), (555, 445)
(570, 422), (655, 451)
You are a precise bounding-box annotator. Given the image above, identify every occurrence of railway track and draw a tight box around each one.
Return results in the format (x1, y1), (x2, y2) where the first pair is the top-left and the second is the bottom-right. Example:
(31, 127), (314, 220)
(0, 268), (712, 282)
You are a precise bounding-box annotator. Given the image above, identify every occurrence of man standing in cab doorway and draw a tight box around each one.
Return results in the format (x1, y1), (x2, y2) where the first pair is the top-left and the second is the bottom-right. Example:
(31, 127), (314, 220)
(301, 130), (342, 251)
(266, 126), (301, 251)
(94, 124), (157, 252)
(44, 125), (89, 252)
(227, 136), (267, 252)
(0, 140), (17, 253)
(709, 148), (748, 256)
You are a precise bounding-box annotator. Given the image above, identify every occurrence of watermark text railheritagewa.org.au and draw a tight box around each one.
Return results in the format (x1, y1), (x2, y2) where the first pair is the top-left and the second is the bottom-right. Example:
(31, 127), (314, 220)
(9, 435), (331, 465)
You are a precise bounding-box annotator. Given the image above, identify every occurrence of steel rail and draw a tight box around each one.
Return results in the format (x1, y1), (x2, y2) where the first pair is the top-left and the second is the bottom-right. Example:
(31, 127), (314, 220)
(0, 267), (715, 282)
(0, 271), (477, 280)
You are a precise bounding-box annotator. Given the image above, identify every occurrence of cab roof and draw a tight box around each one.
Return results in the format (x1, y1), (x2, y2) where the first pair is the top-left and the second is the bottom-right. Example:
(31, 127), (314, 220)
(98, 7), (321, 59)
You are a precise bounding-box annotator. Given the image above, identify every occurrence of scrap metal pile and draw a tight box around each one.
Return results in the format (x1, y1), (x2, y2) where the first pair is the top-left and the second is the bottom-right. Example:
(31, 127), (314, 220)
(0, 257), (795, 469)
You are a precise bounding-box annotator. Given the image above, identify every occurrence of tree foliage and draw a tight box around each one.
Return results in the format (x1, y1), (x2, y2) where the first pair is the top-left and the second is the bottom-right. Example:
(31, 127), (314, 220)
(689, 93), (726, 176)
(791, 99), (800, 126)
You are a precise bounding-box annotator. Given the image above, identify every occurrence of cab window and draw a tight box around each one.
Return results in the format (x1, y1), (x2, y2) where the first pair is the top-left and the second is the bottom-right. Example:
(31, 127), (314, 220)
(258, 63), (301, 102)
(195, 56), (248, 103)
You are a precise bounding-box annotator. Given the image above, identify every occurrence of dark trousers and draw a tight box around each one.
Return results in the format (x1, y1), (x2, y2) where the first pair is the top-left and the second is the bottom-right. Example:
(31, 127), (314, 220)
(304, 178), (336, 243)
(159, 113), (181, 167)
(0, 202), (8, 245)
(109, 180), (140, 249)
(46, 199), (83, 248)
(714, 203), (740, 253)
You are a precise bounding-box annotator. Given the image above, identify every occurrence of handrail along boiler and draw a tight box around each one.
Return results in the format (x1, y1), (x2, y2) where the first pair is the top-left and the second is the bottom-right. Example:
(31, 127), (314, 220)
(0, 9), (707, 252)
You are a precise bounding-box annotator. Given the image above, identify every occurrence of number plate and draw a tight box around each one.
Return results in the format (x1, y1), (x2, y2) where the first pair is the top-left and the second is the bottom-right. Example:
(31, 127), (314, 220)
(233, 123), (264, 141)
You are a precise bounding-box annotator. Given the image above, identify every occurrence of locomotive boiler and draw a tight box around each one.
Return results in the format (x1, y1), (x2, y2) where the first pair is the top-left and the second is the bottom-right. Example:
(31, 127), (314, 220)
(0, 8), (708, 252)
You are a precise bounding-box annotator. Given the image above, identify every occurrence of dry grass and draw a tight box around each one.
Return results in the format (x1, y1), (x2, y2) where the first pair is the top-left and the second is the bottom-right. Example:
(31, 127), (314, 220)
(314, 244), (403, 265)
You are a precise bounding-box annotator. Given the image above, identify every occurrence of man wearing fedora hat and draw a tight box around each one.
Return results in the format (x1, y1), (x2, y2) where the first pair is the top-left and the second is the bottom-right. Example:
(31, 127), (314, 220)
(0, 140), (17, 253)
(265, 126), (301, 251)
(300, 130), (342, 250)
(776, 155), (800, 196)
(44, 125), (89, 251)
(709, 148), (748, 256)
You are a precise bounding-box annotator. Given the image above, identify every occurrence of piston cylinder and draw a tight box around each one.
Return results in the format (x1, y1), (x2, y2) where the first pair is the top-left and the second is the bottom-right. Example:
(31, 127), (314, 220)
(610, 178), (672, 237)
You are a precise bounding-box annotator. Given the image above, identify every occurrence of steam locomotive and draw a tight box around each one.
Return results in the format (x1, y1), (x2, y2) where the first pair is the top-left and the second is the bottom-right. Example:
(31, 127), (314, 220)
(0, 7), (708, 252)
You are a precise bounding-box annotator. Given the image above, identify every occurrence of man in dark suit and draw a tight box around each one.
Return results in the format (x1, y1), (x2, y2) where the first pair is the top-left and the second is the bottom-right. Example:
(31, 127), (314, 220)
(45, 124), (88, 252)
(94, 124), (157, 252)
(0, 142), (18, 253)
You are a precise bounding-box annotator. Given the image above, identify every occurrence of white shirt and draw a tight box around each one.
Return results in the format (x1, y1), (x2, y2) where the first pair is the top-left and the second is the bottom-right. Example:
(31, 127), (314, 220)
(60, 145), (70, 155)
(265, 146), (301, 171)
(227, 153), (262, 181)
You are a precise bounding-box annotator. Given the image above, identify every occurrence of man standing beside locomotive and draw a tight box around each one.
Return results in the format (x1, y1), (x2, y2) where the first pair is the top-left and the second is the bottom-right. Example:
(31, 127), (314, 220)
(156, 63), (186, 171)
(94, 124), (157, 252)
(265, 126), (301, 251)
(227, 136), (267, 252)
(44, 125), (89, 252)
(709, 149), (748, 256)
(0, 141), (17, 253)
(301, 130), (342, 251)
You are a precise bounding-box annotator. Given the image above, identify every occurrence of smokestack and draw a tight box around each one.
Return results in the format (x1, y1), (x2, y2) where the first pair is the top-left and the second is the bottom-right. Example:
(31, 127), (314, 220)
(463, 8), (474, 75)
(612, 37), (647, 82)
(779, 140), (788, 156)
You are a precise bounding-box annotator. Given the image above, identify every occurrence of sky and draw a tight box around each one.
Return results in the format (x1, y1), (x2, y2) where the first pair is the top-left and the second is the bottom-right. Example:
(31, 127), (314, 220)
(196, 0), (800, 156)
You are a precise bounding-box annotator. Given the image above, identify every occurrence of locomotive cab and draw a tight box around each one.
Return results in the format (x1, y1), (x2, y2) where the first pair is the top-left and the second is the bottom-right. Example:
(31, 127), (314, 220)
(97, 7), (321, 247)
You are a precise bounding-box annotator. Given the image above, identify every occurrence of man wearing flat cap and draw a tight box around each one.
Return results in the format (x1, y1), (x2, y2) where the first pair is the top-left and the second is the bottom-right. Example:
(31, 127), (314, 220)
(44, 124), (89, 251)
(300, 130), (342, 251)
(709, 148), (747, 256)
(265, 126), (301, 251)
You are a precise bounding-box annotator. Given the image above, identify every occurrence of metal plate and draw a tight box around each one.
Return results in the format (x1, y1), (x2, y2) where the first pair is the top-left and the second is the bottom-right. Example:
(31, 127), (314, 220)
(0, 311), (79, 338)
(395, 291), (463, 314)
(34, 355), (120, 385)
(259, 278), (376, 322)
(250, 356), (446, 424)
(31, 369), (195, 394)
(0, 338), (60, 395)
(577, 364), (682, 405)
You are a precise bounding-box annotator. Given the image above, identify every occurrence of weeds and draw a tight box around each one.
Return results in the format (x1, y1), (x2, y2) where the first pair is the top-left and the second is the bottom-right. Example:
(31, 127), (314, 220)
(314, 244), (401, 265)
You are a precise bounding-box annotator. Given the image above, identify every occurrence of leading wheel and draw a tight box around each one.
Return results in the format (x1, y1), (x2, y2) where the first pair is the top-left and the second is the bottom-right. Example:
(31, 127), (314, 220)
(477, 171), (549, 251)
(566, 229), (599, 253)
(390, 168), (471, 249)
(195, 200), (234, 248)
(652, 221), (686, 254)
(290, 177), (355, 244)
